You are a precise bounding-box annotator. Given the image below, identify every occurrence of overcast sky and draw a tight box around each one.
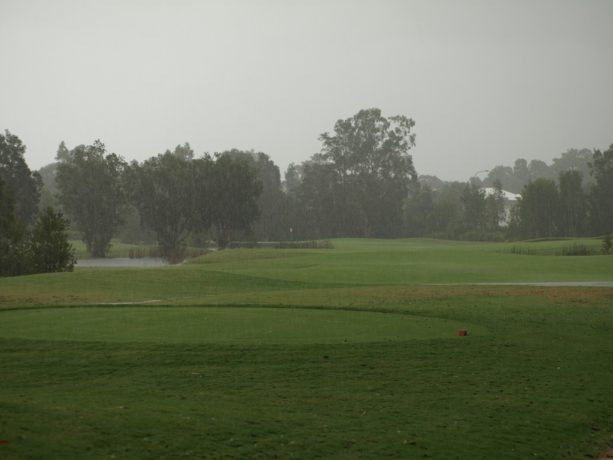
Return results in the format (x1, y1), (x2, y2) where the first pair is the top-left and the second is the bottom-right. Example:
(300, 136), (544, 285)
(1, 0), (612, 181)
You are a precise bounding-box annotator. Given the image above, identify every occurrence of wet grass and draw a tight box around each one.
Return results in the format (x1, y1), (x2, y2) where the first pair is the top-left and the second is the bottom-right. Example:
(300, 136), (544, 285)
(0, 306), (485, 344)
(0, 238), (612, 459)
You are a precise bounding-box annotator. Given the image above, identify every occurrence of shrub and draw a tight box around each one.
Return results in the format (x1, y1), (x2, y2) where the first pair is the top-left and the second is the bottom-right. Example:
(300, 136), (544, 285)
(277, 240), (333, 249)
(0, 208), (75, 277)
(560, 243), (593, 256)
(603, 234), (612, 255)
(29, 208), (75, 273)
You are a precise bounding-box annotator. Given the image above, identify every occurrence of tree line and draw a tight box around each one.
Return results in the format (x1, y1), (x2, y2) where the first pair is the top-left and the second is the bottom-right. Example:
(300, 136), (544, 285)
(481, 149), (595, 193)
(54, 141), (265, 263)
(2, 107), (612, 275)
(0, 131), (74, 276)
(507, 151), (613, 239)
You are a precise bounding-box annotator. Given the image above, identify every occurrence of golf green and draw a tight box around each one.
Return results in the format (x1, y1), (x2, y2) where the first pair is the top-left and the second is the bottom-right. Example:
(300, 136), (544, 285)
(0, 306), (484, 344)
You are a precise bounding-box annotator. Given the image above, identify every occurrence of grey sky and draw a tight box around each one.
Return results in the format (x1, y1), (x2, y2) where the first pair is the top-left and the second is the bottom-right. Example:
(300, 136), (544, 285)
(1, 0), (612, 181)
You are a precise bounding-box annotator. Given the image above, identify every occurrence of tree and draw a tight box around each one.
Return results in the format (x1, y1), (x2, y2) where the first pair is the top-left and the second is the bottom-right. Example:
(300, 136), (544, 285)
(0, 176), (15, 238)
(226, 150), (288, 242)
(558, 170), (586, 236)
(29, 207), (75, 273)
(429, 182), (465, 238)
(209, 152), (262, 249)
(528, 160), (553, 182)
(589, 144), (613, 235)
(284, 161), (342, 240)
(0, 130), (41, 225)
(461, 183), (486, 233)
(602, 234), (612, 255)
(483, 166), (518, 193)
(0, 176), (17, 275)
(552, 148), (594, 188)
(516, 178), (560, 239)
(127, 144), (205, 263)
(37, 162), (62, 212)
(484, 180), (506, 231)
(315, 108), (417, 237)
(1, 177), (74, 276)
(403, 183), (435, 237)
(56, 140), (126, 257)
(513, 159), (530, 187)
(483, 149), (594, 194)
(290, 160), (342, 239)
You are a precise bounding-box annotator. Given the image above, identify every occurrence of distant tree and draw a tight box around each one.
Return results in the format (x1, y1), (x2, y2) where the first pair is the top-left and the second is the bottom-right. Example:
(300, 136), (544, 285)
(484, 165), (518, 193)
(513, 159), (530, 187)
(418, 175), (445, 191)
(461, 183), (486, 233)
(0, 176), (15, 238)
(558, 170), (586, 236)
(552, 148), (594, 188)
(602, 234), (612, 255)
(484, 149), (594, 194)
(1, 178), (74, 276)
(37, 162), (62, 211)
(127, 144), (205, 263)
(403, 183), (435, 236)
(209, 152), (262, 249)
(430, 182), (465, 238)
(224, 150), (287, 242)
(528, 160), (553, 182)
(293, 160), (344, 239)
(316, 108), (417, 237)
(484, 180), (506, 231)
(56, 140), (70, 162)
(29, 207), (75, 273)
(0, 233), (29, 277)
(56, 140), (126, 257)
(589, 144), (613, 234)
(283, 163), (307, 239)
(0, 176), (17, 275)
(0, 130), (41, 225)
(516, 178), (560, 238)
(115, 204), (156, 245)
(284, 163), (303, 195)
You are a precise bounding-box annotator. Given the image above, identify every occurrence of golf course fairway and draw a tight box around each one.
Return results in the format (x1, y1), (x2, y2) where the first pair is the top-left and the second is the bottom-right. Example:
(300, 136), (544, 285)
(0, 238), (611, 459)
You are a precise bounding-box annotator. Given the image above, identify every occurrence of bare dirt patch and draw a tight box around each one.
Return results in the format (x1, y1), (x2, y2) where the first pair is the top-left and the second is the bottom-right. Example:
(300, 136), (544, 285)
(598, 446), (613, 459)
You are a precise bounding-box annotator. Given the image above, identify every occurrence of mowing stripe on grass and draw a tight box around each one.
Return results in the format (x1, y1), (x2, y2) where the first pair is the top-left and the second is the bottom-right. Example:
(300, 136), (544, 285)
(0, 306), (486, 345)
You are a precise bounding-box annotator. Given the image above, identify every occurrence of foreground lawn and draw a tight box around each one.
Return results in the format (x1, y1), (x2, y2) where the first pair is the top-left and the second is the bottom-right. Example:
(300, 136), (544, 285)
(0, 239), (611, 459)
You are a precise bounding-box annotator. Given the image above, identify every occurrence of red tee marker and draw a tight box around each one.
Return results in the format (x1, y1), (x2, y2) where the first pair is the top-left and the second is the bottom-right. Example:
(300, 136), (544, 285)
(458, 329), (468, 336)
(0, 440), (9, 444)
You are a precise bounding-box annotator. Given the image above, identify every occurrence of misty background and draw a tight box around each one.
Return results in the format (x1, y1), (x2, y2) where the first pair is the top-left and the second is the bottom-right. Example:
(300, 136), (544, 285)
(1, 0), (612, 181)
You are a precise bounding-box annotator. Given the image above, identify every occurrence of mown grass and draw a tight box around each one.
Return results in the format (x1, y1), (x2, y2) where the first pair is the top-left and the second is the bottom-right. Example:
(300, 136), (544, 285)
(0, 238), (612, 459)
(0, 306), (485, 344)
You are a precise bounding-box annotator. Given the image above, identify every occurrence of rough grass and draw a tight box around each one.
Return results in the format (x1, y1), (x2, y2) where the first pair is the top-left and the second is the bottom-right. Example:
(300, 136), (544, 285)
(507, 238), (604, 256)
(0, 238), (612, 459)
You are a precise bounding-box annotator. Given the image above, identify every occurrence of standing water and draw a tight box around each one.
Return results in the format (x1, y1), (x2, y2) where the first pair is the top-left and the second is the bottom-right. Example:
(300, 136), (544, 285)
(75, 258), (169, 268)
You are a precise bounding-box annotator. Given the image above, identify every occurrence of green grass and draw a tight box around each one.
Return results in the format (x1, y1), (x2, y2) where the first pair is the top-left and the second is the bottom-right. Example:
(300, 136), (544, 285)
(0, 238), (612, 459)
(0, 306), (484, 344)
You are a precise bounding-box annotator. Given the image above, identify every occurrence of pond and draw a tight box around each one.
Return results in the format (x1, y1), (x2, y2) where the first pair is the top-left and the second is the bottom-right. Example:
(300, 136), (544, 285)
(75, 257), (169, 268)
